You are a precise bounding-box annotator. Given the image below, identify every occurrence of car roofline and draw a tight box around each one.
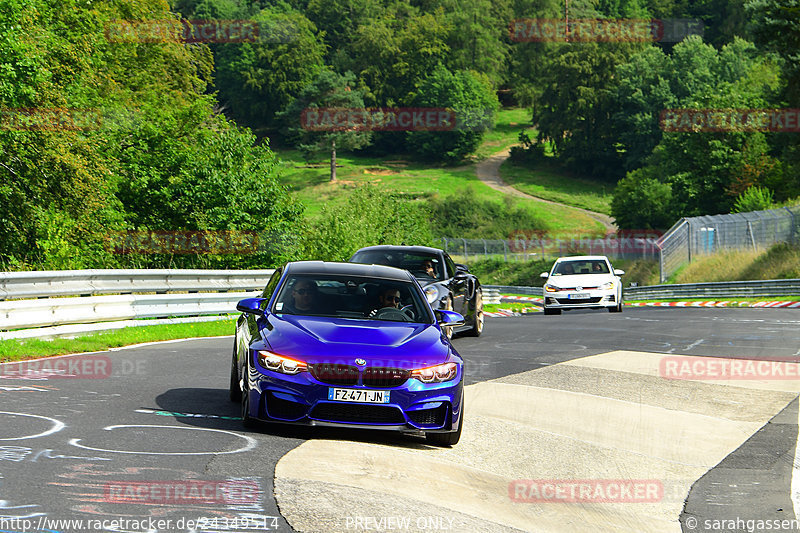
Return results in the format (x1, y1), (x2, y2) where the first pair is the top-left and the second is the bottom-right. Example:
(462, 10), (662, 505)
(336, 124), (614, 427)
(284, 260), (415, 282)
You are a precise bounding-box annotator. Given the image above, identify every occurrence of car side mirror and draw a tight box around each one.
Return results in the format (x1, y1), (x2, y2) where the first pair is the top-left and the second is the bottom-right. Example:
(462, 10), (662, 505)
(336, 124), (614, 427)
(540, 272), (549, 279)
(614, 269), (625, 276)
(435, 309), (465, 327)
(237, 297), (265, 316)
(455, 263), (470, 273)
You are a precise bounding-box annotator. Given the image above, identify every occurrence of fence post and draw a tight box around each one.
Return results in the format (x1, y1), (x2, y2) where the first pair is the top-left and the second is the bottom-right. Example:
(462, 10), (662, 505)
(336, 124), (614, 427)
(785, 206), (797, 245)
(462, 238), (468, 260)
(503, 240), (508, 262)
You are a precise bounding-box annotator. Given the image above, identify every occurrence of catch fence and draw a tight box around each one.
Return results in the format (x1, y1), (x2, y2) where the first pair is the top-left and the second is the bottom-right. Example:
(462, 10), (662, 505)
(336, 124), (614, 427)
(441, 231), (661, 263)
(657, 206), (800, 282)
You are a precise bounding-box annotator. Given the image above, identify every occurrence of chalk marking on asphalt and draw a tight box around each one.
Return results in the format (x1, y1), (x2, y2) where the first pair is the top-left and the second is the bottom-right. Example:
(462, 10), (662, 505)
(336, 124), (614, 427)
(685, 339), (704, 351)
(0, 412), (65, 441)
(69, 425), (256, 455)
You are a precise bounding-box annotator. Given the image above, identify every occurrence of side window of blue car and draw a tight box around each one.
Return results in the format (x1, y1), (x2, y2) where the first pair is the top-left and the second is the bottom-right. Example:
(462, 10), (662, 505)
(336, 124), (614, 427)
(261, 269), (283, 302)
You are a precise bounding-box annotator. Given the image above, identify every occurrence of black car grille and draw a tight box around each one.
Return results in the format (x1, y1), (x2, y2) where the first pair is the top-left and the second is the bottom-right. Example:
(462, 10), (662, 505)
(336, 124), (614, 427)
(310, 403), (406, 424)
(407, 404), (448, 428)
(556, 297), (602, 304)
(362, 367), (410, 388)
(309, 364), (410, 387)
(309, 364), (359, 386)
(265, 392), (307, 421)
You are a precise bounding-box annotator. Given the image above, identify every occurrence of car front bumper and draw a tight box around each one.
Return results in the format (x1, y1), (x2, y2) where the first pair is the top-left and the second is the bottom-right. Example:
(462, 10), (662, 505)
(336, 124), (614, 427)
(244, 367), (464, 434)
(543, 290), (619, 309)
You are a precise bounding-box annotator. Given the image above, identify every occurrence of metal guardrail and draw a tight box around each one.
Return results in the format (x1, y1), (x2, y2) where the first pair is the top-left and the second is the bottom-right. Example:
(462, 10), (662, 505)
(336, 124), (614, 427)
(487, 280), (800, 301)
(625, 279), (800, 300)
(2, 270), (796, 341)
(484, 285), (541, 296)
(1, 269), (275, 340)
(483, 288), (501, 304)
(0, 269), (275, 300)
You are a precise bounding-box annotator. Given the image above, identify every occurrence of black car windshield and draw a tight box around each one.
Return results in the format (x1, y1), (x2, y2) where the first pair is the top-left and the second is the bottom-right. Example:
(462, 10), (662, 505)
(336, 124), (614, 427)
(350, 250), (444, 281)
(552, 260), (610, 275)
(272, 274), (434, 323)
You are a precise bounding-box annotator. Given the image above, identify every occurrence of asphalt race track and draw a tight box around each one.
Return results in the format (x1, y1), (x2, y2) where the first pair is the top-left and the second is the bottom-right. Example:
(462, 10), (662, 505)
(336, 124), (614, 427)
(1, 307), (800, 533)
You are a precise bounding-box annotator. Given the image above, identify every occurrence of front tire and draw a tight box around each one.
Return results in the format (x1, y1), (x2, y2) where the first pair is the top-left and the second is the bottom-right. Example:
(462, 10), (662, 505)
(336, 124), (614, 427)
(241, 377), (256, 429)
(466, 288), (483, 337)
(426, 404), (463, 447)
(229, 342), (241, 403)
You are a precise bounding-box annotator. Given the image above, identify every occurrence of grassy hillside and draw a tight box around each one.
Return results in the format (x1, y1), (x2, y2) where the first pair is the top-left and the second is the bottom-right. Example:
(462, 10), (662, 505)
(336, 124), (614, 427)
(275, 108), (606, 236)
(500, 160), (614, 215)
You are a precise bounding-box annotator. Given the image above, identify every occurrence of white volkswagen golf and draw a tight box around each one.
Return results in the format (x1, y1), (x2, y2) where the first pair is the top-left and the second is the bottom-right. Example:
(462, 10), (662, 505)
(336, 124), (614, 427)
(540, 255), (625, 315)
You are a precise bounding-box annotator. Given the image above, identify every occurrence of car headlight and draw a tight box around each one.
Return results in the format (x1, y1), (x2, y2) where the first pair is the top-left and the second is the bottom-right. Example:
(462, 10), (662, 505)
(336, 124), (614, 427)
(544, 284), (559, 292)
(424, 285), (439, 304)
(257, 351), (308, 375)
(411, 362), (458, 383)
(600, 281), (614, 290)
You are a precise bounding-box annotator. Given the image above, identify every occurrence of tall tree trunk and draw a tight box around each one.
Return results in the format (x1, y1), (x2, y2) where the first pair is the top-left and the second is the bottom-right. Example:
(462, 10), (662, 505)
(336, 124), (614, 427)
(330, 139), (337, 182)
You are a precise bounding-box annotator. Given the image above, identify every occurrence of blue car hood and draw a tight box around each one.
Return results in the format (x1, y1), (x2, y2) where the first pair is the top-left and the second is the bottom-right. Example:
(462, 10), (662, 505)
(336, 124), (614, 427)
(261, 314), (451, 368)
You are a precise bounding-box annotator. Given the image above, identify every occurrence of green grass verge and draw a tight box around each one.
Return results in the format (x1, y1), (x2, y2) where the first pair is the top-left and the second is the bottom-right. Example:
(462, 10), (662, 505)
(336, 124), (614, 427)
(0, 319), (236, 361)
(500, 160), (614, 215)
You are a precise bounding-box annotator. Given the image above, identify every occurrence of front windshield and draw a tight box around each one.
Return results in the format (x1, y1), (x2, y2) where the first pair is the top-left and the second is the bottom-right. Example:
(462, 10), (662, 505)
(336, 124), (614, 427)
(350, 250), (444, 281)
(552, 260), (610, 275)
(272, 274), (434, 324)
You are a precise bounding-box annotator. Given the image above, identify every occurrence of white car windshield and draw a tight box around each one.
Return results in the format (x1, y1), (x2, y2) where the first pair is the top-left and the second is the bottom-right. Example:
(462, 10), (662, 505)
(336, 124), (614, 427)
(553, 260), (610, 275)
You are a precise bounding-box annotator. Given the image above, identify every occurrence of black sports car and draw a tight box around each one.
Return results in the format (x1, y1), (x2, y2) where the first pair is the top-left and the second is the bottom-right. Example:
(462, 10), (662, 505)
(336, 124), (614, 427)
(349, 245), (484, 338)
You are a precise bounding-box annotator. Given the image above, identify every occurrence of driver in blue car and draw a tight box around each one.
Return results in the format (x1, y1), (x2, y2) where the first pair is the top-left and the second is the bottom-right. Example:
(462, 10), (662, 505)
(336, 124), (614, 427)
(284, 279), (319, 315)
(367, 286), (402, 317)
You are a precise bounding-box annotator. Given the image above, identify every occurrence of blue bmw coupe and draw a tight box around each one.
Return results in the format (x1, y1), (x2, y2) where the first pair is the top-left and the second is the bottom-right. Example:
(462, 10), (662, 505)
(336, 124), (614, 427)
(230, 261), (466, 446)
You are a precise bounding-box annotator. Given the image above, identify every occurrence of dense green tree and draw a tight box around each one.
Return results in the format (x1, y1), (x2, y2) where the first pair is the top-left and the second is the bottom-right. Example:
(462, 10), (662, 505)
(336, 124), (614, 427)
(533, 42), (643, 178)
(213, 4), (327, 130)
(610, 167), (674, 229)
(405, 66), (499, 162)
(0, 0), (302, 270)
(345, 5), (451, 106)
(278, 70), (372, 181)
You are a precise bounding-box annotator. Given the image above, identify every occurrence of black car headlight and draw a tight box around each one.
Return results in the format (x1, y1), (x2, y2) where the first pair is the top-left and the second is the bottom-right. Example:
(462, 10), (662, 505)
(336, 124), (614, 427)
(424, 285), (440, 304)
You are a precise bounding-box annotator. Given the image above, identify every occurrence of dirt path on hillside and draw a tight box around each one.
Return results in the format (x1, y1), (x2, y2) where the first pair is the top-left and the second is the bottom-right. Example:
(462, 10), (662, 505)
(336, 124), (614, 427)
(475, 147), (617, 232)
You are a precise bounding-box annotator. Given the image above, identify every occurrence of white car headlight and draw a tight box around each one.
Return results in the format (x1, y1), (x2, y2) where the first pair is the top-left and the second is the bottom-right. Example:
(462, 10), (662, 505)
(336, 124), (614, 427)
(424, 285), (439, 303)
(600, 281), (614, 290)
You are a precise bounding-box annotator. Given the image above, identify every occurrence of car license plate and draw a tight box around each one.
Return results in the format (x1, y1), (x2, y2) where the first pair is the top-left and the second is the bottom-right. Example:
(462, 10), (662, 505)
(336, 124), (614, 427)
(569, 293), (590, 299)
(328, 388), (390, 403)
